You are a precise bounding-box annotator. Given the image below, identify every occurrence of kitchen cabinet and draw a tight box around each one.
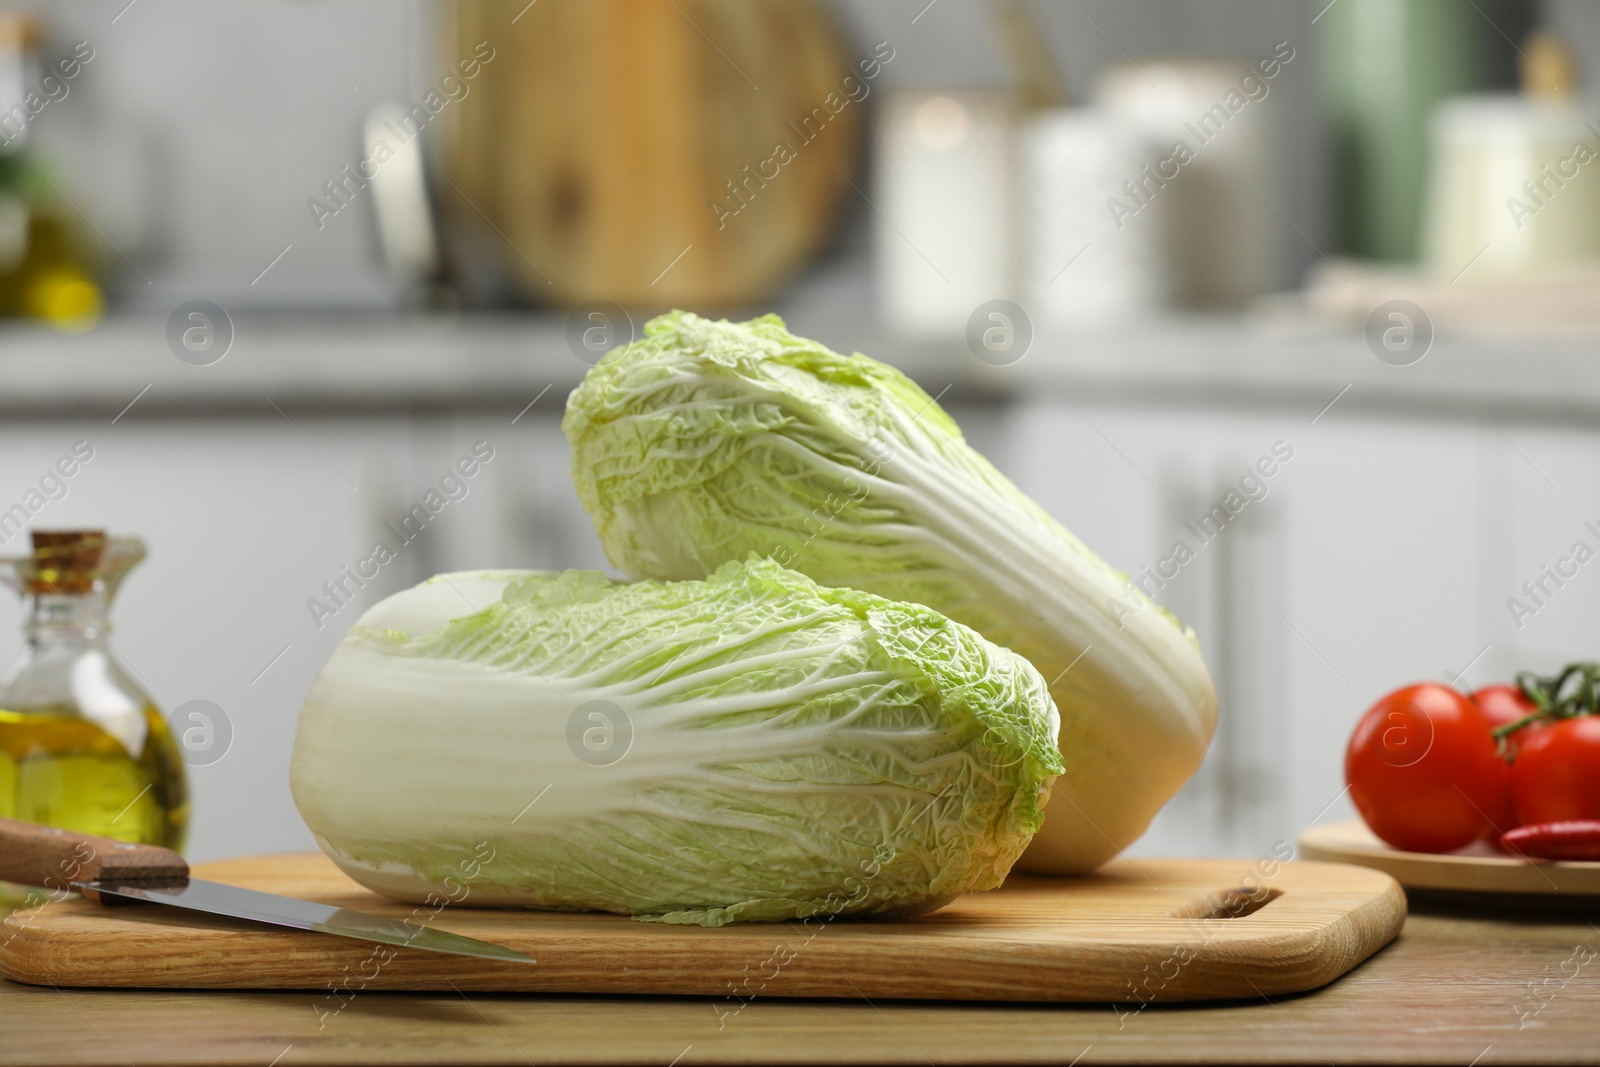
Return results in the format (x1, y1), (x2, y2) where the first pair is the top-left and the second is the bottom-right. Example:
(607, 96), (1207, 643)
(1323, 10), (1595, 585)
(1003, 398), (1600, 861)
(1500, 423), (1600, 667)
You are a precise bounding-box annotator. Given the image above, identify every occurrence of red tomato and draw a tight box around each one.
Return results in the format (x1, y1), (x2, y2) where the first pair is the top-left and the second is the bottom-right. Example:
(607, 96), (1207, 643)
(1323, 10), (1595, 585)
(1345, 683), (1512, 852)
(1472, 684), (1542, 751)
(1510, 717), (1600, 825)
(1472, 684), (1537, 730)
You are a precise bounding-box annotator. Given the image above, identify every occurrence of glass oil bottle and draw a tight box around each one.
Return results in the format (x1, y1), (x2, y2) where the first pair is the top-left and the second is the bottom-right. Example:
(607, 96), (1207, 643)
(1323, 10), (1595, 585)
(0, 531), (188, 890)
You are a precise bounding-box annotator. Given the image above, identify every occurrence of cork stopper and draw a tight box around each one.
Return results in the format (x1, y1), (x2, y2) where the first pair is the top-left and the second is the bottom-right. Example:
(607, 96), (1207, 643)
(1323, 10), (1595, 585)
(29, 530), (107, 595)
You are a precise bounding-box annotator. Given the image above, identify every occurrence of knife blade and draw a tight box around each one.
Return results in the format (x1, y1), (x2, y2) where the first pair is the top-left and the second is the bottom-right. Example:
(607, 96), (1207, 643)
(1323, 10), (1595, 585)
(77, 877), (537, 962)
(1, 816), (534, 964)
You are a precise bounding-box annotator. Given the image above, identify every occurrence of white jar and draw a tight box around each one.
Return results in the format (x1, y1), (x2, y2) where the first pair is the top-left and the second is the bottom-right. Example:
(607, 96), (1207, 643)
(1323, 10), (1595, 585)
(1016, 107), (1168, 330)
(874, 89), (1015, 337)
(1422, 94), (1600, 279)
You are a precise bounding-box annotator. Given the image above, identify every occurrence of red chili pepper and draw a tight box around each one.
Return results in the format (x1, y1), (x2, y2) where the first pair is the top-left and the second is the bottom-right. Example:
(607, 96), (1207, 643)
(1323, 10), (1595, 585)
(1500, 820), (1600, 861)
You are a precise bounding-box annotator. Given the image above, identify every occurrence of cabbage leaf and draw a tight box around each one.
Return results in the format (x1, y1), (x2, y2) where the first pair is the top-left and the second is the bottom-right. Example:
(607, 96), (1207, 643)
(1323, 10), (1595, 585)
(564, 311), (1217, 873)
(290, 557), (1062, 925)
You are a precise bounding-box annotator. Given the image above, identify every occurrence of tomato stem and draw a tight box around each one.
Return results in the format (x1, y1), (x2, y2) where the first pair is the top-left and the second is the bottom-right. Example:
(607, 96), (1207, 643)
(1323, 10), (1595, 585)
(1491, 708), (1549, 739)
(1496, 662), (1600, 742)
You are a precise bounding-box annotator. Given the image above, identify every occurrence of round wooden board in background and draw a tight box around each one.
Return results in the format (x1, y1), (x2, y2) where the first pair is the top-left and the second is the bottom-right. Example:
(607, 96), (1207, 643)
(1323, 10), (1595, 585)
(1300, 819), (1600, 897)
(444, 0), (861, 309)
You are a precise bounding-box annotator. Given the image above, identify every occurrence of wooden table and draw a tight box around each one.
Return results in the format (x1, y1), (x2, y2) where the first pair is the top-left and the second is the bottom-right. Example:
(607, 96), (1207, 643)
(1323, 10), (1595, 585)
(1, 898), (1596, 1066)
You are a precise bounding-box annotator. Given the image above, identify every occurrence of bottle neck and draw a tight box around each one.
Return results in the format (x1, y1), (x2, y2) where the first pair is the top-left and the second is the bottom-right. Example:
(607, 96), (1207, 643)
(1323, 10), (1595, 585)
(25, 589), (109, 647)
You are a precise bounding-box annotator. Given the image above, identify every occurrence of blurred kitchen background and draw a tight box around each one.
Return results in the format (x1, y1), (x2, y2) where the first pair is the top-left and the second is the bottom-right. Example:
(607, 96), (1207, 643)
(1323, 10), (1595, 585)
(4, 0), (1600, 864)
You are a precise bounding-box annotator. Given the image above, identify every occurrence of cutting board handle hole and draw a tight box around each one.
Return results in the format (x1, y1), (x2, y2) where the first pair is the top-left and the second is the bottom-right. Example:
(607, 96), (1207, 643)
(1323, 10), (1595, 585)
(1166, 886), (1283, 921)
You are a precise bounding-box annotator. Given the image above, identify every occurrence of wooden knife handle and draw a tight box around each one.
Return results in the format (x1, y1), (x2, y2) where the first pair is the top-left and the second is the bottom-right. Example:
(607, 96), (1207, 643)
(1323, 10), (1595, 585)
(0, 816), (188, 901)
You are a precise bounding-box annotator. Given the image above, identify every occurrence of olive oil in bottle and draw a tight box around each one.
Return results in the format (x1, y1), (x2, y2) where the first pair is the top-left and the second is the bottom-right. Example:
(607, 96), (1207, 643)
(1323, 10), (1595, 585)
(0, 704), (185, 844)
(0, 532), (188, 908)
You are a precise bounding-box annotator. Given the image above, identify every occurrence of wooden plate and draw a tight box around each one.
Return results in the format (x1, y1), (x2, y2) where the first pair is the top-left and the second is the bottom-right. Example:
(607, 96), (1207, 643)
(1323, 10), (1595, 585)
(1299, 819), (1600, 896)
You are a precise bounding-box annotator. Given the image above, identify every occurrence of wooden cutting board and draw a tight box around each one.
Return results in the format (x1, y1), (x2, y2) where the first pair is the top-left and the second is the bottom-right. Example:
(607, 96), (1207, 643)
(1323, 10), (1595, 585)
(1, 853), (1403, 1002)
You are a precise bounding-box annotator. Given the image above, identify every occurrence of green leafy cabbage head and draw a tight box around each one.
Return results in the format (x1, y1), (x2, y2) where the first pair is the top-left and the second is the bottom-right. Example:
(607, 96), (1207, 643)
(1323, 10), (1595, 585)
(564, 311), (1218, 874)
(290, 557), (1062, 926)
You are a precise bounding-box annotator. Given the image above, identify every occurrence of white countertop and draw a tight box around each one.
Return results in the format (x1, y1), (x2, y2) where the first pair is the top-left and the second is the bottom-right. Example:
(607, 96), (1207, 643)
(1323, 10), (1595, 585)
(1, 307), (1596, 424)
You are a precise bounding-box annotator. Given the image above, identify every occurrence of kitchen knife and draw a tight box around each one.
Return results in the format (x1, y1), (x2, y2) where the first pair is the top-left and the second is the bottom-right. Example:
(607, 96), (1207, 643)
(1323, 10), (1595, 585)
(0, 816), (535, 963)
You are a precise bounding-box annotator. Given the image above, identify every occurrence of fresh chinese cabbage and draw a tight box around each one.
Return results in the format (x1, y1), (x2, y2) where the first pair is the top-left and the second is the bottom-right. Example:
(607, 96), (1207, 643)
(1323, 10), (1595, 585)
(289, 557), (1062, 926)
(563, 311), (1218, 874)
